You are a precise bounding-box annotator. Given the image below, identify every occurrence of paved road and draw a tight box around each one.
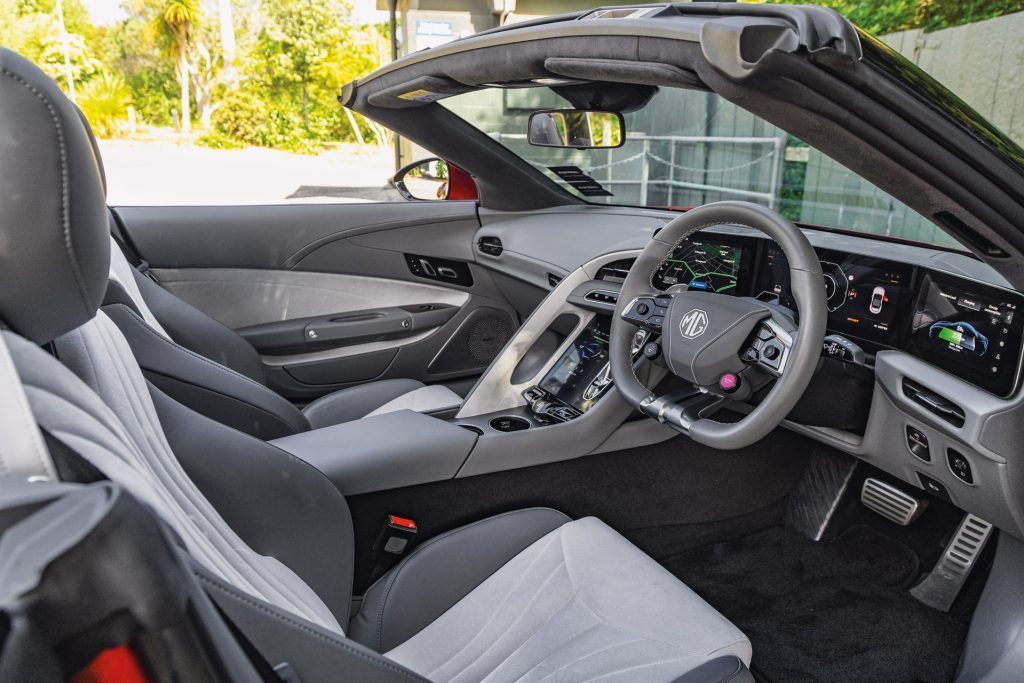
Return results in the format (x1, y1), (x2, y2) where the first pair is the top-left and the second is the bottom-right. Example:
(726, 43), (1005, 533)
(99, 140), (397, 206)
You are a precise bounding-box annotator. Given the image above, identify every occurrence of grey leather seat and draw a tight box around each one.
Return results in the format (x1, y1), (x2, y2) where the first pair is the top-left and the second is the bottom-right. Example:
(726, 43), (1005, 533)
(0, 48), (753, 682)
(105, 240), (462, 439)
(76, 119), (462, 440)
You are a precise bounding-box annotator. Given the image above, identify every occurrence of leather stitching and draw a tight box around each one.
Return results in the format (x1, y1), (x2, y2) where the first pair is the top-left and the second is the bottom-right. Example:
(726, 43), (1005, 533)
(195, 573), (429, 682)
(0, 66), (92, 315)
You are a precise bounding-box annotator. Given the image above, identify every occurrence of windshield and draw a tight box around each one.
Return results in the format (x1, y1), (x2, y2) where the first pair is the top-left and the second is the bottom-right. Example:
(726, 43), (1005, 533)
(443, 86), (963, 250)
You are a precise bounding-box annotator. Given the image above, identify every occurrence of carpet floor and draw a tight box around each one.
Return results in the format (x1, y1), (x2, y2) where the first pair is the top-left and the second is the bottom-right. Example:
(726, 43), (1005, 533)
(663, 525), (968, 682)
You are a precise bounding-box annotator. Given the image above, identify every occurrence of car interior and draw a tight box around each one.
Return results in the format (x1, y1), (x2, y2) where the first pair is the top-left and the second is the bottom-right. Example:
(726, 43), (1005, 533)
(4, 4), (1024, 683)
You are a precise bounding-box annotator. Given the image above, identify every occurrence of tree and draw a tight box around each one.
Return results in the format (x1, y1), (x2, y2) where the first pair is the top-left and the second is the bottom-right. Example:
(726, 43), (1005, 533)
(259, 0), (348, 133)
(159, 0), (202, 134)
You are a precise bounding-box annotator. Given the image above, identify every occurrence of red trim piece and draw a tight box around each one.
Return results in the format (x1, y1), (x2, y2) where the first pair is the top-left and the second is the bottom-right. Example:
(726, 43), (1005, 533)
(72, 645), (149, 683)
(447, 163), (479, 201)
(388, 514), (417, 530)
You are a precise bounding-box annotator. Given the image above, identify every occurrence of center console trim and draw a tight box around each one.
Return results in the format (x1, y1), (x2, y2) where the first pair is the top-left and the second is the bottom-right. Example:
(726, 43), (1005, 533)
(457, 250), (642, 418)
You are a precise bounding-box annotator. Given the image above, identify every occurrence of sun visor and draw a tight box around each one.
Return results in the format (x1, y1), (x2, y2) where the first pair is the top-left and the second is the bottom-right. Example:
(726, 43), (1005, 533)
(365, 76), (477, 109)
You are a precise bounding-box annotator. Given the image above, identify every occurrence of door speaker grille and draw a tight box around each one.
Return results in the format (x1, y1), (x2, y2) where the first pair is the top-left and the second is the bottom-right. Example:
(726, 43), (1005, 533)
(861, 478), (925, 526)
(429, 308), (514, 374)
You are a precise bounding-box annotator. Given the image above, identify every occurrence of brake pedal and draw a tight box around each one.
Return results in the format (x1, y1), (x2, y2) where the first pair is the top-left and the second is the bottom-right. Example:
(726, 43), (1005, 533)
(911, 514), (993, 612)
(861, 478), (925, 526)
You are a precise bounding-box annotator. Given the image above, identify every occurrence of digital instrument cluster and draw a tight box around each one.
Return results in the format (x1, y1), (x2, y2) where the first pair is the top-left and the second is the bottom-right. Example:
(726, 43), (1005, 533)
(649, 233), (1023, 397)
(652, 238), (743, 293)
(759, 246), (913, 346)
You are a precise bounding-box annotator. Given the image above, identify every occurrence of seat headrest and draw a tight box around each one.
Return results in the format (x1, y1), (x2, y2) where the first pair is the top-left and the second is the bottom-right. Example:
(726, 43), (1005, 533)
(0, 48), (110, 344)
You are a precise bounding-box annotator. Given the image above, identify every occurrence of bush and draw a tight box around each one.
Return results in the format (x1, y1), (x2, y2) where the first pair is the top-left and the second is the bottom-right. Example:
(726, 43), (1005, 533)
(195, 130), (246, 149)
(78, 72), (132, 137)
(210, 85), (327, 154)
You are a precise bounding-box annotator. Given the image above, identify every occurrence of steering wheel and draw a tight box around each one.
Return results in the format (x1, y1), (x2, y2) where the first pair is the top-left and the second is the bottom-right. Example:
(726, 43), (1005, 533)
(610, 201), (826, 450)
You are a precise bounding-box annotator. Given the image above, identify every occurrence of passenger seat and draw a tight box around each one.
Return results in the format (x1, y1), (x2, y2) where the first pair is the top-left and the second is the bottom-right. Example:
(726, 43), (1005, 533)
(105, 238), (461, 439)
(88, 178), (460, 439)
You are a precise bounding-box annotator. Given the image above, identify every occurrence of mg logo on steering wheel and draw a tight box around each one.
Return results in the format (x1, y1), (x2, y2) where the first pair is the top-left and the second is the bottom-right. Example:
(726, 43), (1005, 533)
(679, 308), (709, 339)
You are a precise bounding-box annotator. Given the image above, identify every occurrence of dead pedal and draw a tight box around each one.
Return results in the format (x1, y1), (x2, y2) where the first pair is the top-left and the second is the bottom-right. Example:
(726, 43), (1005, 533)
(911, 514), (993, 612)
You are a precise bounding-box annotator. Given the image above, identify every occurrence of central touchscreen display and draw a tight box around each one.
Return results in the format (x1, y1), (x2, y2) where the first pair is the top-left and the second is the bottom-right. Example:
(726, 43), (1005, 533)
(539, 317), (611, 413)
(909, 272), (1022, 396)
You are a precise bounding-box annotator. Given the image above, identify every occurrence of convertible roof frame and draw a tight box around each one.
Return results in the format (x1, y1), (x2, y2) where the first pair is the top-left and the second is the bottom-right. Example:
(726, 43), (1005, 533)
(344, 2), (1024, 286)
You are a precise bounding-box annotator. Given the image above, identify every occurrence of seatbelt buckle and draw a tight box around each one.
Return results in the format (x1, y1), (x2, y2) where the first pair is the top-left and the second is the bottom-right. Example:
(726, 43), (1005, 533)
(136, 259), (159, 282)
(377, 515), (418, 556)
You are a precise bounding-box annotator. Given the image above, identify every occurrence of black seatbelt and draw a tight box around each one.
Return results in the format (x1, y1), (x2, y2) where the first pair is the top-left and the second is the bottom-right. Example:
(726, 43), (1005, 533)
(108, 208), (159, 282)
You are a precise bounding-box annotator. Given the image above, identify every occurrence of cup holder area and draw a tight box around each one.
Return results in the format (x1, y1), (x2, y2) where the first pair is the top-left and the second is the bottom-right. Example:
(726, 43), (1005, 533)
(488, 416), (531, 433)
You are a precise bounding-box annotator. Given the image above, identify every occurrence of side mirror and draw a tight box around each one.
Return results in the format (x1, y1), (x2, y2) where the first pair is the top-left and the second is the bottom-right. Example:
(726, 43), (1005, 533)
(528, 110), (624, 149)
(392, 158), (479, 201)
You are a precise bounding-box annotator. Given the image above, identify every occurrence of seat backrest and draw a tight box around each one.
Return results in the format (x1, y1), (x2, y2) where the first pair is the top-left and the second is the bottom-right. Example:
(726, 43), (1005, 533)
(104, 234), (313, 439)
(115, 241), (269, 385)
(108, 235), (171, 339)
(7, 322), (344, 633)
(0, 46), (351, 633)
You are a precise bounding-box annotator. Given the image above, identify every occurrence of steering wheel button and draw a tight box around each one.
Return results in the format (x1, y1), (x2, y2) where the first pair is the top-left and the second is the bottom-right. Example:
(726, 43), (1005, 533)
(762, 344), (781, 360)
(636, 303), (650, 315)
(756, 326), (775, 341)
(719, 373), (740, 393)
(648, 315), (664, 327)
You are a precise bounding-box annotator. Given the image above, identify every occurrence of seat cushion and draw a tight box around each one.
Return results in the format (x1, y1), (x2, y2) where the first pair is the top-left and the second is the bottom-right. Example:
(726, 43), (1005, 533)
(302, 379), (462, 429)
(385, 516), (751, 683)
(350, 508), (572, 652)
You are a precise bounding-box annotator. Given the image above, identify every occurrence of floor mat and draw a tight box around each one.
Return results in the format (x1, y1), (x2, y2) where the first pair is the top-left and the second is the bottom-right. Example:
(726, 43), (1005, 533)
(664, 525), (968, 682)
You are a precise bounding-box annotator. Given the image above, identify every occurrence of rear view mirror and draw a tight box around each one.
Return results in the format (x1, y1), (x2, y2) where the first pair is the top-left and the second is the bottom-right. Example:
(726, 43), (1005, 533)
(528, 110), (624, 149)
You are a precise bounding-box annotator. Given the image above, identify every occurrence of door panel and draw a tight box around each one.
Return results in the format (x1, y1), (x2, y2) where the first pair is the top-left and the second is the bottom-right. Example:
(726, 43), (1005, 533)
(150, 269), (470, 329)
(115, 202), (520, 400)
(115, 202), (479, 269)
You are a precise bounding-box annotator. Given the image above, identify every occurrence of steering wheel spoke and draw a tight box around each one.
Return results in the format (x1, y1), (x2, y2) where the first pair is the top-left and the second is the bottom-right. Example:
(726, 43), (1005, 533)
(620, 293), (673, 335)
(639, 389), (726, 431)
(742, 317), (795, 377)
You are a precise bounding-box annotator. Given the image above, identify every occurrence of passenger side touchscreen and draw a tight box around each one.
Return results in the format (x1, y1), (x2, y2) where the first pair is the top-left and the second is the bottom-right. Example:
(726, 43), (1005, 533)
(909, 272), (1022, 396)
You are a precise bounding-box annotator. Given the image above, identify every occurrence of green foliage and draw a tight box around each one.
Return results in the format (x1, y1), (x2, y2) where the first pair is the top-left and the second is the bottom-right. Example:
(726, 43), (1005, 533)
(195, 129), (245, 149)
(78, 71), (132, 136)
(745, 0), (1024, 35)
(1, 0), (392, 148)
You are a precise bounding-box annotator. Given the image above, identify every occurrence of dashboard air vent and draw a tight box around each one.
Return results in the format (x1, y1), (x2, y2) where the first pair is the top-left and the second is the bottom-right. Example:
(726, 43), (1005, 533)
(596, 258), (635, 283)
(547, 273), (563, 288)
(902, 379), (965, 428)
(477, 236), (503, 257)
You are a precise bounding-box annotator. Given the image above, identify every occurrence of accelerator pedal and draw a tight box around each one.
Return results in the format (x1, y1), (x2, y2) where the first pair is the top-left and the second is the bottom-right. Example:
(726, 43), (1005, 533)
(861, 478), (925, 526)
(911, 513), (993, 612)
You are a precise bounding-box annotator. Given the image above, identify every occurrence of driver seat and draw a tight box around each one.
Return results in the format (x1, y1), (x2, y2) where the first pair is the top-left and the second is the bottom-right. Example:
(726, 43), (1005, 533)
(0, 48), (753, 681)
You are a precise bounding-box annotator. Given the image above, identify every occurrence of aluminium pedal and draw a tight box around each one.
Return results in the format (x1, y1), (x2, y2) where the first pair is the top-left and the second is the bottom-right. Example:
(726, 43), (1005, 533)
(860, 478), (926, 526)
(911, 513), (993, 612)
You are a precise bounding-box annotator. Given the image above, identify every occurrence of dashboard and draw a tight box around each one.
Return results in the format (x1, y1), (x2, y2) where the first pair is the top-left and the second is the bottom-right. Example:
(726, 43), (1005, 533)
(651, 234), (1024, 397)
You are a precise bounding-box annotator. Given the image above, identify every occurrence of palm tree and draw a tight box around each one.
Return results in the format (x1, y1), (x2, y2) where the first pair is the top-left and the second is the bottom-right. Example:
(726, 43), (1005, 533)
(161, 0), (200, 135)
